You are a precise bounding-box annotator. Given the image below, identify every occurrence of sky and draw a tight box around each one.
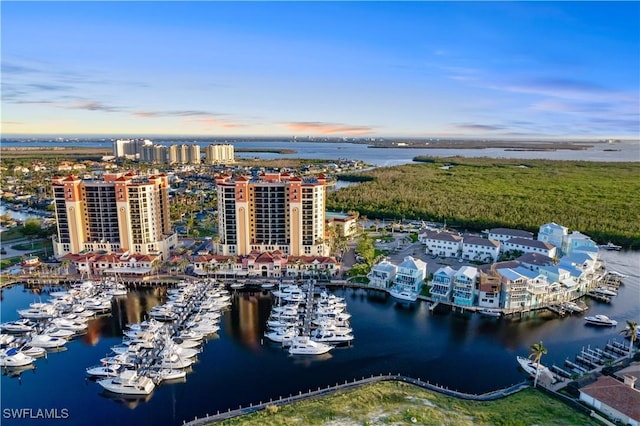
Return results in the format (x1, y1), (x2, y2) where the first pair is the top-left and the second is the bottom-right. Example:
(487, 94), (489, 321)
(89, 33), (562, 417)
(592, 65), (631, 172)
(2, 1), (639, 139)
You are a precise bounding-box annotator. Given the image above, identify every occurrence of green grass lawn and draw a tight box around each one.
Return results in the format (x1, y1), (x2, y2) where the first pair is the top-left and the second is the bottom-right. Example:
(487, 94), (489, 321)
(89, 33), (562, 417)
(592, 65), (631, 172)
(11, 240), (52, 251)
(0, 227), (25, 242)
(215, 381), (596, 426)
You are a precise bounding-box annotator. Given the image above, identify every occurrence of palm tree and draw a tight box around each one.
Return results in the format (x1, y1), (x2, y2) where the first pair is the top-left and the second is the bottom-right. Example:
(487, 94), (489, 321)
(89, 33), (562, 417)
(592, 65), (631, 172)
(529, 341), (548, 388)
(620, 320), (638, 357)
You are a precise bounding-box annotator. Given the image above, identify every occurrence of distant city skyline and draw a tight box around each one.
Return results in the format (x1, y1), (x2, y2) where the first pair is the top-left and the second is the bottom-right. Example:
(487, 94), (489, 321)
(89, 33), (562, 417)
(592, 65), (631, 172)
(2, 1), (639, 139)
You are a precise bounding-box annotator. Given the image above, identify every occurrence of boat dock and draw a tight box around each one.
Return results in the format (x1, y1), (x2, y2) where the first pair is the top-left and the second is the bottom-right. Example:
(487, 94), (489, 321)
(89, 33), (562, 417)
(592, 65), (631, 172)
(563, 339), (630, 377)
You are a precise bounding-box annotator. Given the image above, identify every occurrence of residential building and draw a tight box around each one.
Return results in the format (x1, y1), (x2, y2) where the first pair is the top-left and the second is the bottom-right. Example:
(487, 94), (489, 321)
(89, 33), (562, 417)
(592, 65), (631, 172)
(461, 237), (500, 263)
(478, 269), (501, 308)
(516, 252), (554, 271)
(452, 266), (478, 306)
(326, 211), (358, 238)
(487, 227), (534, 244)
(501, 237), (557, 258)
(51, 173), (177, 260)
(430, 266), (456, 302)
(538, 222), (568, 254)
(394, 256), (427, 293)
(497, 267), (530, 310)
(564, 231), (598, 257)
(420, 230), (463, 258)
(579, 375), (640, 426)
(367, 260), (397, 289)
(215, 172), (329, 256)
(205, 144), (235, 164)
(188, 144), (201, 164)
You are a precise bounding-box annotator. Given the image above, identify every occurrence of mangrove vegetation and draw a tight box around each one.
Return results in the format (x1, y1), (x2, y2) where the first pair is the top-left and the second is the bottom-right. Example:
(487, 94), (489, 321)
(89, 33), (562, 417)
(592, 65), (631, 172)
(326, 157), (640, 248)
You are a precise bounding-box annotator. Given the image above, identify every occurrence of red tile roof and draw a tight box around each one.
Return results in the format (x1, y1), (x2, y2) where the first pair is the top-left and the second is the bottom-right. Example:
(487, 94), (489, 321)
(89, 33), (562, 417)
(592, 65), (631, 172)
(580, 375), (640, 421)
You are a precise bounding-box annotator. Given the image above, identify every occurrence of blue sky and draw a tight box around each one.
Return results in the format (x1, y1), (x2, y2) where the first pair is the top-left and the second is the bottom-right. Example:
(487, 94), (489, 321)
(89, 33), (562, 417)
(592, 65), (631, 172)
(2, 1), (639, 138)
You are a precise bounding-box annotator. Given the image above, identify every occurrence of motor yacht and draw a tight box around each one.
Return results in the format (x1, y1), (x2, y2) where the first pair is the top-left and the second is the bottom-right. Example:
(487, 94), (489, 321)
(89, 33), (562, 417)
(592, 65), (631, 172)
(516, 356), (557, 383)
(389, 286), (418, 302)
(288, 336), (333, 355)
(1, 319), (34, 334)
(98, 370), (155, 395)
(584, 314), (618, 326)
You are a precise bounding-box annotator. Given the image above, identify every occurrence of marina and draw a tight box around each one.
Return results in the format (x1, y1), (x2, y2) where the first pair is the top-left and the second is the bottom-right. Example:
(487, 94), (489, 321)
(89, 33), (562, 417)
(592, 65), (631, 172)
(0, 250), (638, 425)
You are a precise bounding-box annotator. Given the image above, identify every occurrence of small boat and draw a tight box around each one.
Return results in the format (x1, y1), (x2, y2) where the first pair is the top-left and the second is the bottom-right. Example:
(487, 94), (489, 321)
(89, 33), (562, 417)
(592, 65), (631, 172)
(562, 301), (585, 313)
(0, 347), (36, 367)
(516, 356), (557, 384)
(230, 282), (245, 289)
(593, 287), (617, 297)
(288, 336), (333, 355)
(146, 368), (186, 383)
(86, 364), (124, 378)
(599, 242), (622, 251)
(584, 314), (618, 327)
(0, 334), (16, 345)
(29, 334), (67, 348)
(477, 308), (502, 318)
(261, 282), (275, 290)
(98, 370), (155, 395)
(18, 345), (47, 358)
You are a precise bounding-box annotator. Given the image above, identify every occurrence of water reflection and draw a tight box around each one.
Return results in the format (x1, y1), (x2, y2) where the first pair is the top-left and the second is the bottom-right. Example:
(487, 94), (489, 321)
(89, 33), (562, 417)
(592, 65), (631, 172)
(226, 290), (272, 350)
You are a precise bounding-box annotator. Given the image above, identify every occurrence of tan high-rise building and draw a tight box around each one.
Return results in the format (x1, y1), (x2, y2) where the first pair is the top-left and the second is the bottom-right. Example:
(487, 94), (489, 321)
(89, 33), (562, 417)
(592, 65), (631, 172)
(215, 172), (328, 256)
(205, 144), (235, 164)
(51, 173), (177, 260)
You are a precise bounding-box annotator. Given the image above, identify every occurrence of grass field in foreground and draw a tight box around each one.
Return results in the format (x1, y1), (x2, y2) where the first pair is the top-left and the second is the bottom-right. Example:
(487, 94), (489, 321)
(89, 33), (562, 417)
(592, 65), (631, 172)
(215, 381), (596, 426)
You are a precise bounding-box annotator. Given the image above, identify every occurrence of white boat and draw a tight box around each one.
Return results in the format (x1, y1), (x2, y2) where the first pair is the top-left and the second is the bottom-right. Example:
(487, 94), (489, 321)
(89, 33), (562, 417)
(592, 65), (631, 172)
(261, 282), (275, 290)
(98, 370), (155, 395)
(389, 286), (418, 302)
(29, 334), (67, 348)
(0, 334), (16, 345)
(86, 364), (124, 378)
(516, 356), (557, 383)
(146, 368), (186, 383)
(265, 328), (297, 343)
(1, 319), (34, 334)
(562, 301), (585, 313)
(288, 336), (333, 355)
(42, 327), (76, 339)
(593, 287), (618, 297)
(477, 308), (501, 318)
(230, 282), (245, 289)
(310, 328), (354, 344)
(584, 314), (618, 326)
(18, 345), (47, 358)
(599, 242), (622, 251)
(0, 347), (36, 367)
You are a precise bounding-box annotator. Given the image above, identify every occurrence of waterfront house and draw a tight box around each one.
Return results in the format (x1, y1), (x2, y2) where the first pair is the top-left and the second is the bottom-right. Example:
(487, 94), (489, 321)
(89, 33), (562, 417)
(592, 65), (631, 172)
(477, 269), (501, 308)
(367, 260), (397, 289)
(420, 230), (463, 258)
(512, 266), (549, 308)
(394, 256), (427, 293)
(563, 231), (598, 257)
(538, 222), (568, 255)
(487, 227), (534, 244)
(501, 237), (557, 258)
(452, 266), (478, 306)
(461, 237), (500, 263)
(515, 252), (554, 271)
(430, 266), (456, 302)
(537, 265), (577, 300)
(497, 267), (530, 310)
(579, 375), (640, 426)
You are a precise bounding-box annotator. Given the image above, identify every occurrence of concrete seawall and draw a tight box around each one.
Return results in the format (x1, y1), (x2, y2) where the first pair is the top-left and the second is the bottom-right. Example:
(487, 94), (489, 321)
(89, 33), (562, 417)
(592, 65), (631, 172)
(183, 374), (529, 425)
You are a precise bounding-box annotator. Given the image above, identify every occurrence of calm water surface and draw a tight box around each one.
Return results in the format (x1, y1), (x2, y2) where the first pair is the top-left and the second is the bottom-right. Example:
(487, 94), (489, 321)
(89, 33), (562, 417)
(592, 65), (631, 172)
(1, 250), (638, 425)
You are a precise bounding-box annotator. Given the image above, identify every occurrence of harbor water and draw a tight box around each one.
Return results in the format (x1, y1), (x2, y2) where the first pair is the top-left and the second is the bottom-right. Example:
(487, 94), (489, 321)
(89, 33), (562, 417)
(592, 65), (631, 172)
(1, 250), (638, 425)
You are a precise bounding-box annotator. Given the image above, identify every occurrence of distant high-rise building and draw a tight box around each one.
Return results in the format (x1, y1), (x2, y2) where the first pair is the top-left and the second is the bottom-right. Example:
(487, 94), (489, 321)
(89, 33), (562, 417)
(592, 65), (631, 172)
(215, 172), (328, 256)
(205, 144), (235, 164)
(51, 173), (177, 259)
(112, 138), (153, 159)
(188, 144), (201, 164)
(168, 145), (178, 164)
